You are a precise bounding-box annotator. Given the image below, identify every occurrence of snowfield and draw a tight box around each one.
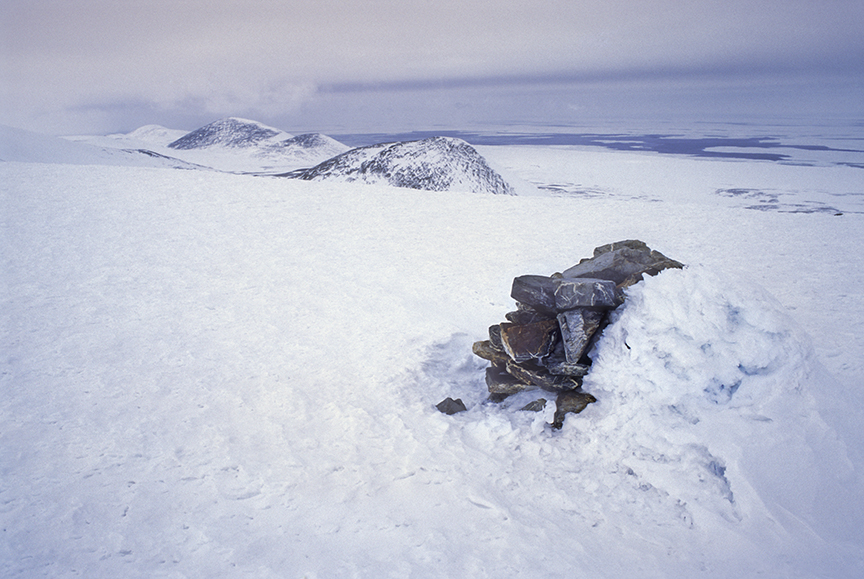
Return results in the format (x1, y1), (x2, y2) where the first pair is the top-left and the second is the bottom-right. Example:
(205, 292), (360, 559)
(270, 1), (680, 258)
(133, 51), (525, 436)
(2, 135), (864, 578)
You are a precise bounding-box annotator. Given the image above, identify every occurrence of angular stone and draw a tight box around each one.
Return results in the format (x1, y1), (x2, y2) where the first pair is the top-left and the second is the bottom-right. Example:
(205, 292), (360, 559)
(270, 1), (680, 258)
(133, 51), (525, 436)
(520, 398), (547, 412)
(488, 324), (503, 349)
(557, 309), (606, 364)
(544, 358), (592, 377)
(562, 240), (684, 286)
(500, 319), (559, 363)
(511, 275), (621, 313)
(505, 359), (582, 392)
(504, 309), (554, 325)
(436, 397), (467, 415)
(472, 340), (510, 364)
(552, 391), (597, 428)
(486, 365), (533, 395)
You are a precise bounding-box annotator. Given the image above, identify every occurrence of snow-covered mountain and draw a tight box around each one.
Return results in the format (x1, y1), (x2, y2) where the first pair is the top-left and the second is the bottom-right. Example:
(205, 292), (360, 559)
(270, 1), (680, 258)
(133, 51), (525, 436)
(286, 136), (514, 194)
(167, 117), (291, 150)
(59, 118), (351, 174)
(0, 124), (205, 169)
(124, 124), (189, 147)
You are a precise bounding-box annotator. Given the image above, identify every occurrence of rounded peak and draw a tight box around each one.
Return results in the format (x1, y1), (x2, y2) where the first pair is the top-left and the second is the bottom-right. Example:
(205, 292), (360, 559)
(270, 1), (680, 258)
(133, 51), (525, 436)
(168, 118), (292, 150)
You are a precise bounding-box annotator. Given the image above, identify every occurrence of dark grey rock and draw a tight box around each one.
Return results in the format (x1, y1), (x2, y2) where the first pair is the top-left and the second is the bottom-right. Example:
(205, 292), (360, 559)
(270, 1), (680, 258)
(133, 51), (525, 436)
(486, 365), (533, 395)
(436, 397), (467, 415)
(488, 324), (503, 349)
(557, 309), (606, 364)
(504, 309), (554, 325)
(552, 391), (597, 428)
(505, 360), (582, 392)
(511, 276), (621, 313)
(562, 240), (684, 287)
(500, 319), (559, 362)
(520, 398), (547, 412)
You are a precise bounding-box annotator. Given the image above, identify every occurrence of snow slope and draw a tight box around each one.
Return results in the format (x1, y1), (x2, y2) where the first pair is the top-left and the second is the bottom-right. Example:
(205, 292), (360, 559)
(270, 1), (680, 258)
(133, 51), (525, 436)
(2, 140), (864, 578)
(0, 125), (204, 170)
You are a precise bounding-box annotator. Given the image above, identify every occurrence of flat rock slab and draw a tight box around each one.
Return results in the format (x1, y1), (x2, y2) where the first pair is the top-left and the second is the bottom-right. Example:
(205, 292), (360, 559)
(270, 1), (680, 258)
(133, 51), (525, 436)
(511, 276), (621, 313)
(500, 319), (559, 362)
(472, 340), (510, 364)
(562, 240), (683, 287)
(506, 360), (582, 392)
(486, 365), (533, 395)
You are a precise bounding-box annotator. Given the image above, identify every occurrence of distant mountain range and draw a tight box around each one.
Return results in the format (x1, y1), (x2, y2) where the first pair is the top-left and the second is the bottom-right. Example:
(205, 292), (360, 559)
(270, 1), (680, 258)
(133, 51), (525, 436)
(2, 118), (515, 193)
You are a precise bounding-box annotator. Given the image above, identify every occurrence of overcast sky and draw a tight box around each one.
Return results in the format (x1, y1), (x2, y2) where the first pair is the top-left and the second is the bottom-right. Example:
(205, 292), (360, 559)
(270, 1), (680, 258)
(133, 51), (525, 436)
(2, 0), (863, 135)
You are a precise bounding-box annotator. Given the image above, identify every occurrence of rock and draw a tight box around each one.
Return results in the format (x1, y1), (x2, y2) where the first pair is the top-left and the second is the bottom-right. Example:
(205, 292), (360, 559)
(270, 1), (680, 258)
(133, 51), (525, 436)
(504, 309), (554, 325)
(562, 240), (684, 287)
(488, 324), (503, 348)
(511, 275), (622, 313)
(543, 358), (592, 377)
(557, 309), (606, 364)
(500, 319), (559, 362)
(486, 365), (533, 395)
(505, 359), (582, 392)
(472, 340), (510, 364)
(436, 397), (467, 415)
(520, 398), (547, 412)
(552, 391), (597, 428)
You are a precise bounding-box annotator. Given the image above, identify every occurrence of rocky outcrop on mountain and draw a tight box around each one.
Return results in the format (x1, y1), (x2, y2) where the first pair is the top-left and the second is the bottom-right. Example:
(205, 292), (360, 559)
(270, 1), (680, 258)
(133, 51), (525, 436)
(283, 136), (514, 195)
(463, 240), (684, 427)
(168, 118), (291, 150)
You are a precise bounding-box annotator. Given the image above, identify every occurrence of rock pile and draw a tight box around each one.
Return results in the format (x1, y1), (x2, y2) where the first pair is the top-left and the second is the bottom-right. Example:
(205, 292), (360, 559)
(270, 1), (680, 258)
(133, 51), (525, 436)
(469, 240), (684, 428)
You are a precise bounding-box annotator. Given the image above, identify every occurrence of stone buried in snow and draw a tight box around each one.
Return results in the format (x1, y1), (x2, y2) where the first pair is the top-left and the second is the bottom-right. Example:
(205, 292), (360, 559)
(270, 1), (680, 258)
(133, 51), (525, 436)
(510, 276), (621, 313)
(552, 391), (597, 428)
(562, 239), (684, 287)
(436, 397), (467, 415)
(557, 309), (606, 364)
(520, 398), (547, 412)
(499, 319), (559, 362)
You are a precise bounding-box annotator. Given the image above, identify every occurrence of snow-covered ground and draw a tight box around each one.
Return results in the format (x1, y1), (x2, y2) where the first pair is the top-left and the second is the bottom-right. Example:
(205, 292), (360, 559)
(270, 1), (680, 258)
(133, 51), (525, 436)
(2, 129), (864, 578)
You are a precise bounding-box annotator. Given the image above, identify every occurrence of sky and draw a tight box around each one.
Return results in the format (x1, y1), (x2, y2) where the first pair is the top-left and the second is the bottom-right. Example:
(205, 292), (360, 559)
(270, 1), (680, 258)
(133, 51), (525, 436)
(2, 0), (864, 136)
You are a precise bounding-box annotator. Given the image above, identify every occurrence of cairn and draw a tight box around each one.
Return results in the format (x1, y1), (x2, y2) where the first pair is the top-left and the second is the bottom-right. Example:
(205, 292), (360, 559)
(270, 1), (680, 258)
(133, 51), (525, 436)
(470, 240), (683, 428)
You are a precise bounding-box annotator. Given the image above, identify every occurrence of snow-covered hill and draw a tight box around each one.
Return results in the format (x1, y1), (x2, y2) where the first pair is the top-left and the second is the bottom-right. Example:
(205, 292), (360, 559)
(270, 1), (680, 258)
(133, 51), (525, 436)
(167, 117), (291, 150)
(286, 136), (515, 194)
(60, 118), (351, 174)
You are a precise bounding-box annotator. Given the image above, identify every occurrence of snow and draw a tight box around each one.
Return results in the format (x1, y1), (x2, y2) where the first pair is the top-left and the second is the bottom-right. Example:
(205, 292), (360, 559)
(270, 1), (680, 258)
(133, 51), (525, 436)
(63, 121), (350, 175)
(2, 128), (864, 578)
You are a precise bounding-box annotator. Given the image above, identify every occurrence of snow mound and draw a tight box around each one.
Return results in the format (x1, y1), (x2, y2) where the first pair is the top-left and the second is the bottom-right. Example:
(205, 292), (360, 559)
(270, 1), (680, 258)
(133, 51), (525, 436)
(124, 124), (189, 146)
(579, 265), (852, 534)
(257, 133), (349, 167)
(287, 136), (515, 194)
(168, 117), (292, 150)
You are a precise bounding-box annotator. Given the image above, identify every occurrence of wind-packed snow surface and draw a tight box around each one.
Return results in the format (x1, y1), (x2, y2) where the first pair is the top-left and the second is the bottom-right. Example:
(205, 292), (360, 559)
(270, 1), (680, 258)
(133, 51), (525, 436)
(2, 136), (864, 578)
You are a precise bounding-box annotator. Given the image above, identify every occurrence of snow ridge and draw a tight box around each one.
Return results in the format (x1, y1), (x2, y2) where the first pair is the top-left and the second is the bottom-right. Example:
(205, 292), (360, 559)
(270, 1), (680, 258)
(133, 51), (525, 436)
(168, 117), (292, 150)
(287, 136), (514, 194)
